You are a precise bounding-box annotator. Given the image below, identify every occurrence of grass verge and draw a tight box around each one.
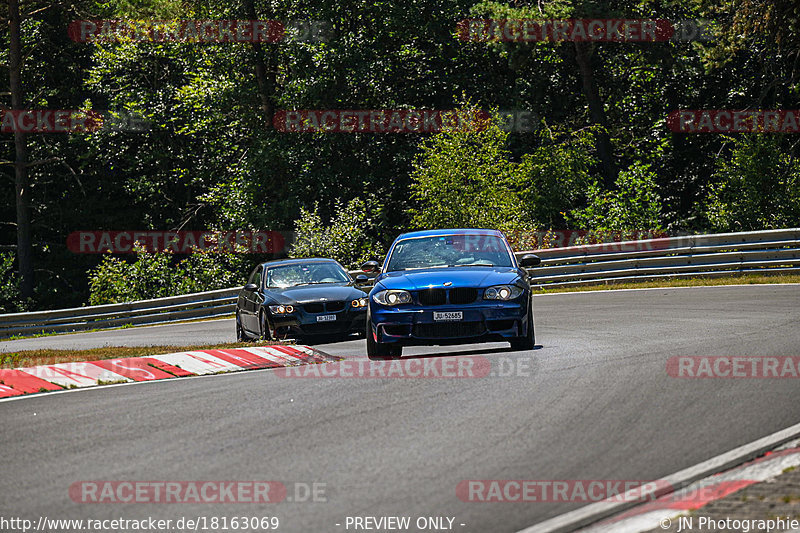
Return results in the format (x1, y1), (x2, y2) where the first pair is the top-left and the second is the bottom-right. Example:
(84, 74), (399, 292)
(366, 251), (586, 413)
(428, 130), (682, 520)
(533, 273), (800, 293)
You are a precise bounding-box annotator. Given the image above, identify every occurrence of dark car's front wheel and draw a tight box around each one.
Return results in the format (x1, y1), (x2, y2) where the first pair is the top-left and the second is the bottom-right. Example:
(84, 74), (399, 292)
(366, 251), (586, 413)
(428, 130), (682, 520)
(259, 310), (276, 342)
(509, 303), (535, 351)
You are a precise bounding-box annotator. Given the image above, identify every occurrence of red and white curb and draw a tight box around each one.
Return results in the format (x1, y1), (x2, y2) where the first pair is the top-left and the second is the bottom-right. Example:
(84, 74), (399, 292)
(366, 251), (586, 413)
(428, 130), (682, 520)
(581, 443), (800, 532)
(0, 345), (340, 398)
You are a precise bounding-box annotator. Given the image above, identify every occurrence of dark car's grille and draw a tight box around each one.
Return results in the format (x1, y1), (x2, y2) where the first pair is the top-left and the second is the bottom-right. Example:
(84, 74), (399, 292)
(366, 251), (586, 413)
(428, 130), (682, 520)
(413, 322), (485, 338)
(325, 301), (346, 312)
(415, 287), (478, 306)
(418, 288), (446, 306)
(302, 301), (346, 313)
(449, 287), (478, 305)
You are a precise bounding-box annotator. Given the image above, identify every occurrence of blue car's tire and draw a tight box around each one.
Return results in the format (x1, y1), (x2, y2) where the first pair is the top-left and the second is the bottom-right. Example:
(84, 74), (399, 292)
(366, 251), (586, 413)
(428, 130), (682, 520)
(510, 303), (535, 351)
(366, 313), (401, 360)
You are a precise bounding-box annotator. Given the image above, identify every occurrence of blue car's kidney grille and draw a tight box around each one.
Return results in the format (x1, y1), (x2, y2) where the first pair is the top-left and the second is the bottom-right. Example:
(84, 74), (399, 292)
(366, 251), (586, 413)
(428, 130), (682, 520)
(416, 288), (478, 305)
(418, 288), (446, 306)
(448, 287), (478, 305)
(413, 322), (485, 338)
(303, 303), (325, 313)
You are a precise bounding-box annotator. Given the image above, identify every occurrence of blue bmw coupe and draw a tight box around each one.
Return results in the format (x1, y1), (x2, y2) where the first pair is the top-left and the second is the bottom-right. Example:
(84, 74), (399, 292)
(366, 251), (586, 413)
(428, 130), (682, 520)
(361, 229), (541, 359)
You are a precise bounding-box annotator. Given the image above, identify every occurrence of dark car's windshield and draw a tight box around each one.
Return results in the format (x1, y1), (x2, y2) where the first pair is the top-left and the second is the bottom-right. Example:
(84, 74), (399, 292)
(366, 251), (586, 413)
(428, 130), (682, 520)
(266, 262), (351, 288)
(385, 234), (514, 272)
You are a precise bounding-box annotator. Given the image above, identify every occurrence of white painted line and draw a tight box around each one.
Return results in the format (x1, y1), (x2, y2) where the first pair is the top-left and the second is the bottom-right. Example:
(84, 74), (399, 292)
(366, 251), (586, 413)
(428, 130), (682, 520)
(580, 510), (668, 533)
(517, 420), (800, 533)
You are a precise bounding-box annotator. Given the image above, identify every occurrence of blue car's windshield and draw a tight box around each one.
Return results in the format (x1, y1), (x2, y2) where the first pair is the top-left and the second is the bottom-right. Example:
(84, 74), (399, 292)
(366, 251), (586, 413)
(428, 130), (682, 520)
(266, 263), (350, 288)
(385, 235), (514, 272)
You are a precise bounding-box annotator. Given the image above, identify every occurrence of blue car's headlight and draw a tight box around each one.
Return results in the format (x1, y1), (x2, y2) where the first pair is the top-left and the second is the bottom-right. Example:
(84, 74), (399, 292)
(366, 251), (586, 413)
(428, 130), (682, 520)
(484, 285), (523, 300)
(372, 290), (412, 306)
(269, 304), (294, 314)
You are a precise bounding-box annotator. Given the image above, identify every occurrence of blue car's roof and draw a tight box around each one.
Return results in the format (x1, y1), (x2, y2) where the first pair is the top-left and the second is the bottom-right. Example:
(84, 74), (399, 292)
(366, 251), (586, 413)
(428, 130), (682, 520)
(394, 228), (505, 240)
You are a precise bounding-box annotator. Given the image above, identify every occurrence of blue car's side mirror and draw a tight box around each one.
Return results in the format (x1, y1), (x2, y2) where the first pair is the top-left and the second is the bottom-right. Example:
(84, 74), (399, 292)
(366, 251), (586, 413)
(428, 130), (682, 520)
(519, 254), (541, 267)
(243, 283), (258, 291)
(361, 261), (380, 273)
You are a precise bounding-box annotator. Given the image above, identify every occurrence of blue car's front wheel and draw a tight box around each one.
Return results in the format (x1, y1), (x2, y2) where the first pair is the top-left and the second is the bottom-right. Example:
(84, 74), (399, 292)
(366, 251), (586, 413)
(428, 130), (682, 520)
(366, 311), (402, 360)
(509, 301), (535, 351)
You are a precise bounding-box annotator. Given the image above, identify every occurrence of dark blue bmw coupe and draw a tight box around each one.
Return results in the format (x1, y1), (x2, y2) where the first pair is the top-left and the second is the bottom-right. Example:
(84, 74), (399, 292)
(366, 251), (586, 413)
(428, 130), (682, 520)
(361, 229), (541, 359)
(236, 258), (369, 341)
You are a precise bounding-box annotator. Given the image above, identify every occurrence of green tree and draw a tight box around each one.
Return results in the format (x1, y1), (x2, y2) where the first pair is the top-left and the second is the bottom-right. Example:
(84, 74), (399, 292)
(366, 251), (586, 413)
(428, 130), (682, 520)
(88, 247), (246, 305)
(568, 161), (663, 232)
(408, 108), (533, 234)
(290, 197), (384, 268)
(705, 135), (800, 232)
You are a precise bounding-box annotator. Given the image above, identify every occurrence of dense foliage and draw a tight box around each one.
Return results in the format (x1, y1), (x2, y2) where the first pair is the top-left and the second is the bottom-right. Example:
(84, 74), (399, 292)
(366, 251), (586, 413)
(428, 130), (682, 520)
(1, 0), (799, 310)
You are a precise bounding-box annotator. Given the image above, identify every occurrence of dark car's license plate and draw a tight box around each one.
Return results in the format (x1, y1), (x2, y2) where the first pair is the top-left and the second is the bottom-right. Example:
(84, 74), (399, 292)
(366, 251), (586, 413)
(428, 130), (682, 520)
(316, 314), (337, 322)
(433, 311), (462, 321)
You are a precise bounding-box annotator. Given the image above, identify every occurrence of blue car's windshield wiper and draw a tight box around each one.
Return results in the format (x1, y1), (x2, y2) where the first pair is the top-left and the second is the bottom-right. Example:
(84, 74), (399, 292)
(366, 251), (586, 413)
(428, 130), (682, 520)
(393, 265), (449, 271)
(448, 263), (495, 267)
(293, 281), (335, 286)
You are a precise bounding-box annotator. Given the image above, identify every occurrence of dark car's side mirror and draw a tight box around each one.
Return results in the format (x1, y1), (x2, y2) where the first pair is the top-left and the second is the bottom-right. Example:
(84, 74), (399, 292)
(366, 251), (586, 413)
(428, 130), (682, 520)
(355, 274), (369, 284)
(519, 254), (541, 268)
(361, 261), (380, 273)
(243, 283), (259, 291)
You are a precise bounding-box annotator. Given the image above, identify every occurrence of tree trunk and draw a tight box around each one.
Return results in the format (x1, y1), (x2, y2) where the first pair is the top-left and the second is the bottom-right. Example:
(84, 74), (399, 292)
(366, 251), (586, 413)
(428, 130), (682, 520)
(9, 0), (34, 299)
(243, 0), (275, 128)
(574, 41), (617, 188)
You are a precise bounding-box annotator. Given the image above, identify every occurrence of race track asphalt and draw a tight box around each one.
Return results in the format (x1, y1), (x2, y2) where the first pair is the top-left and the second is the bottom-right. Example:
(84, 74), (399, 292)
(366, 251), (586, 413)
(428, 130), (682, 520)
(2, 285), (799, 532)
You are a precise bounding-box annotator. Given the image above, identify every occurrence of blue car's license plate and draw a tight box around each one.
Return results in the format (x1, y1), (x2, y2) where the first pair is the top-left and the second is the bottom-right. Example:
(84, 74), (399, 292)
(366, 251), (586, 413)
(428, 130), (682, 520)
(433, 311), (462, 321)
(316, 314), (337, 322)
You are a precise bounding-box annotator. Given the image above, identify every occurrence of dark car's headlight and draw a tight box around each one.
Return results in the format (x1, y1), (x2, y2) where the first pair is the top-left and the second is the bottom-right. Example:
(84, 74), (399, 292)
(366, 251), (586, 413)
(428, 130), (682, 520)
(484, 285), (523, 300)
(351, 297), (368, 308)
(269, 304), (294, 314)
(372, 290), (412, 306)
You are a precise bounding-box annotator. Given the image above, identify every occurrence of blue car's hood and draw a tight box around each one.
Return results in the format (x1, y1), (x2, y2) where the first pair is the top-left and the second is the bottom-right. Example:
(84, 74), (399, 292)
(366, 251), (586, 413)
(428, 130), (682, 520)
(375, 267), (520, 291)
(267, 283), (365, 304)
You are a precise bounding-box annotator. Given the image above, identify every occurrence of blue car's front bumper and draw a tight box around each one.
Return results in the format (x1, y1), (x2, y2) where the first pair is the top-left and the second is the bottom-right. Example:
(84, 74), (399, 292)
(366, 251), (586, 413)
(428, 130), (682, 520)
(369, 299), (529, 346)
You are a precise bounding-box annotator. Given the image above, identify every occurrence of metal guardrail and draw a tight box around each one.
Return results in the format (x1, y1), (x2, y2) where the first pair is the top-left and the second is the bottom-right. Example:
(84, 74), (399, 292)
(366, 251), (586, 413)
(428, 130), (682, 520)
(1, 228), (798, 338)
(0, 287), (240, 338)
(523, 228), (800, 288)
